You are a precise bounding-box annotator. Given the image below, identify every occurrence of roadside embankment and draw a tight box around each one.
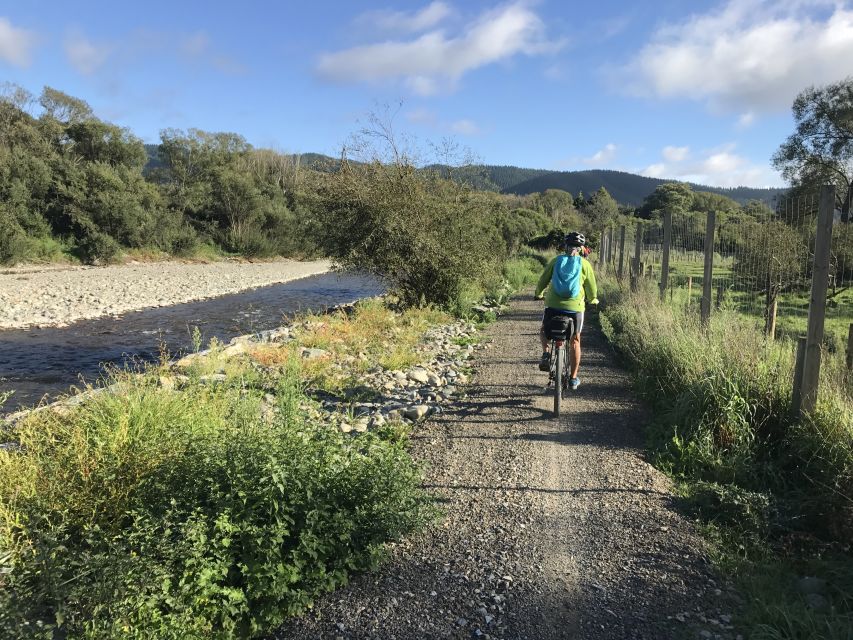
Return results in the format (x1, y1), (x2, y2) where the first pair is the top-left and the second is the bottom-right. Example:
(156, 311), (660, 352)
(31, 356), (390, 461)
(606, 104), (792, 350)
(0, 258), (333, 329)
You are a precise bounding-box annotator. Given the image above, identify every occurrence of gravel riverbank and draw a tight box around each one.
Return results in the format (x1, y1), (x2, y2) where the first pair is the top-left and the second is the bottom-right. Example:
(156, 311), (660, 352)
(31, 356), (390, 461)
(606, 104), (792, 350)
(0, 259), (332, 329)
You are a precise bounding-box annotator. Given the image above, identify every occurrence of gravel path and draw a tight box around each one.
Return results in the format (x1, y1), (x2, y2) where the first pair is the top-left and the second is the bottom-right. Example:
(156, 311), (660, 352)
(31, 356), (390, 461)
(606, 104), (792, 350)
(0, 259), (332, 329)
(276, 295), (740, 640)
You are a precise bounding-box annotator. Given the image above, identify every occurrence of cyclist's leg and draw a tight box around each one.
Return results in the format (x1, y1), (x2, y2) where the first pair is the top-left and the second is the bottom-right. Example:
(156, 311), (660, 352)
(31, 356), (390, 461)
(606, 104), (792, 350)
(538, 309), (552, 371)
(569, 311), (584, 379)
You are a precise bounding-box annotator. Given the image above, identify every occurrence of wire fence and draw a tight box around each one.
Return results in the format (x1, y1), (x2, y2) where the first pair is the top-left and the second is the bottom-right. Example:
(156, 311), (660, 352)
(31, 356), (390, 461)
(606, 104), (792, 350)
(596, 184), (853, 413)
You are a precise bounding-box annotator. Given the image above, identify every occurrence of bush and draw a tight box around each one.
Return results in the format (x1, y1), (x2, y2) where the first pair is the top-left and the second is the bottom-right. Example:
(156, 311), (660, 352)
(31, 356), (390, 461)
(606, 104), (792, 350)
(0, 365), (429, 638)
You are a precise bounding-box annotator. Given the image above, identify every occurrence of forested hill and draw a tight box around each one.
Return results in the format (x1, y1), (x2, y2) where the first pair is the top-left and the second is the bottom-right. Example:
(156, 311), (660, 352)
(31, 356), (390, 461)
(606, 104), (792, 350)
(498, 168), (784, 205)
(142, 147), (783, 206)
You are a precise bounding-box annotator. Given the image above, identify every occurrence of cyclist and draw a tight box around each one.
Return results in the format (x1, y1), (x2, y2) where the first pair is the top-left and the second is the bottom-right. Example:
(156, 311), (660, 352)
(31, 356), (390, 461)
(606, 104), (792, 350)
(534, 231), (598, 390)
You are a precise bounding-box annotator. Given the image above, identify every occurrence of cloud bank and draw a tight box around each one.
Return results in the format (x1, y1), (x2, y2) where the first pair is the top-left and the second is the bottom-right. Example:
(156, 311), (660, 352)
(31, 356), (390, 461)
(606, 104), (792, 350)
(317, 2), (563, 95)
(624, 0), (853, 113)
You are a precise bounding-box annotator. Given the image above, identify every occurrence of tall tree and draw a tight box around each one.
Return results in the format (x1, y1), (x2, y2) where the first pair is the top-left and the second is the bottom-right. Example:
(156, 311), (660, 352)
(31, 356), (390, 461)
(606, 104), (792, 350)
(639, 182), (693, 219)
(584, 186), (619, 226)
(773, 77), (853, 221)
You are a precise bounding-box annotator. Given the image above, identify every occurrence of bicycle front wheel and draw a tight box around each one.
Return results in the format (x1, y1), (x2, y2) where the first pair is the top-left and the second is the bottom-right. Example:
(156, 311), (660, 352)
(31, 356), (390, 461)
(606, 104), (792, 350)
(554, 343), (564, 417)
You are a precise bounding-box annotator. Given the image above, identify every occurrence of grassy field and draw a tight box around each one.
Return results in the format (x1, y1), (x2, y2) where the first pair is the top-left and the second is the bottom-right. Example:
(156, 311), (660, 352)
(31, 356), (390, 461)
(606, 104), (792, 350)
(599, 276), (853, 640)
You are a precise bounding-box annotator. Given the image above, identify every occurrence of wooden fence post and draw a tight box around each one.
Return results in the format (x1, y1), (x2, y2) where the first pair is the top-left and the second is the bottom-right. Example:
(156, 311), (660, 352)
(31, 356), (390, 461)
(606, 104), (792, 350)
(847, 323), (853, 371)
(701, 211), (715, 325)
(600, 227), (609, 275)
(618, 225), (626, 280)
(791, 336), (807, 417)
(659, 210), (672, 301)
(686, 276), (692, 308)
(799, 184), (835, 415)
(631, 223), (642, 292)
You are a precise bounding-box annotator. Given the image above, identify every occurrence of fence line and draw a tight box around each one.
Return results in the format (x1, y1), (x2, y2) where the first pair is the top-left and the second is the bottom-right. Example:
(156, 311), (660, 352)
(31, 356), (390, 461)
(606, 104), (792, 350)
(598, 185), (853, 413)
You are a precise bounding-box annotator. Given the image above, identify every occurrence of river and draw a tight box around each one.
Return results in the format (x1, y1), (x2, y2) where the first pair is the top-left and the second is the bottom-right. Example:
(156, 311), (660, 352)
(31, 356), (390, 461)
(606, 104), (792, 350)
(0, 272), (383, 415)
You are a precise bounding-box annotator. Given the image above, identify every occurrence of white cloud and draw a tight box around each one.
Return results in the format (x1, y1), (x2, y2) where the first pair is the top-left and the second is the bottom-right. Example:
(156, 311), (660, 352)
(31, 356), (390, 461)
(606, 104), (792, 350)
(64, 29), (111, 75)
(316, 2), (564, 95)
(450, 118), (480, 135)
(623, 0), (853, 113)
(641, 143), (782, 187)
(662, 145), (689, 162)
(358, 2), (453, 33)
(736, 111), (756, 128)
(584, 143), (617, 165)
(0, 17), (37, 67)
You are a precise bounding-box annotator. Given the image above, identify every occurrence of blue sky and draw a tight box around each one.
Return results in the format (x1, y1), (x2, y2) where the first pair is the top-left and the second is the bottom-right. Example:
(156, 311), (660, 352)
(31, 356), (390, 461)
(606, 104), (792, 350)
(2, 0), (853, 187)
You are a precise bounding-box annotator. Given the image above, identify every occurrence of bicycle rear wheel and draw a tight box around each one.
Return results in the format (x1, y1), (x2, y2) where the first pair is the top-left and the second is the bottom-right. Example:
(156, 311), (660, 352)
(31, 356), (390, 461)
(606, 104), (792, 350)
(553, 342), (564, 416)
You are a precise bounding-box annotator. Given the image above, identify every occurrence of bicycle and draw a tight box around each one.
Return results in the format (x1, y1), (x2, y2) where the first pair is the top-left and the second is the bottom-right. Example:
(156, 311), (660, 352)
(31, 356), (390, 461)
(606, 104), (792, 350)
(544, 315), (575, 417)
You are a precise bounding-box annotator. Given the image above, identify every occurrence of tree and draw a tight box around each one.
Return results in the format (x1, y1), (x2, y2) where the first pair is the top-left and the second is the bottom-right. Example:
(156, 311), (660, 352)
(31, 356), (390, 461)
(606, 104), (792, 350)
(583, 187), (619, 226)
(532, 189), (575, 226)
(639, 182), (693, 219)
(773, 77), (853, 221)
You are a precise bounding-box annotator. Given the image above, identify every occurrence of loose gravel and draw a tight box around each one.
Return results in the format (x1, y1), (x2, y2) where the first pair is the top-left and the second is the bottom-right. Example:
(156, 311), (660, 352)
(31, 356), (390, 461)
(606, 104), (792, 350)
(275, 296), (742, 640)
(0, 259), (331, 329)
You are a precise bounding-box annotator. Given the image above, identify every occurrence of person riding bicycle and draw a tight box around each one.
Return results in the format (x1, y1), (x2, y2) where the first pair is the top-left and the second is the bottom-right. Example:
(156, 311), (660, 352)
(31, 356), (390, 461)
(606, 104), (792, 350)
(534, 231), (598, 390)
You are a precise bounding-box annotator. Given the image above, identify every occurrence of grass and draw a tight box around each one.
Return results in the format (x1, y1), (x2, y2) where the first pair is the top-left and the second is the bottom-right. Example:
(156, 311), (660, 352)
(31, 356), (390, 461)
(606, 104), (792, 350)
(0, 299), (450, 639)
(599, 276), (853, 639)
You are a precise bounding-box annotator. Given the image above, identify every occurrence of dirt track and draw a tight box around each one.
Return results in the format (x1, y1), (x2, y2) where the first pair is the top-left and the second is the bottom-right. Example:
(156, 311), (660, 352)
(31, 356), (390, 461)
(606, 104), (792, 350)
(277, 296), (739, 640)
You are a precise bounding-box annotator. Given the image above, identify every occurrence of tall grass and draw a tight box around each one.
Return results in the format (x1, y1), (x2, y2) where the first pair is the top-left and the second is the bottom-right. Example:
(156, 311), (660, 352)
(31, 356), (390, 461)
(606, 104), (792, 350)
(0, 358), (430, 638)
(599, 279), (853, 637)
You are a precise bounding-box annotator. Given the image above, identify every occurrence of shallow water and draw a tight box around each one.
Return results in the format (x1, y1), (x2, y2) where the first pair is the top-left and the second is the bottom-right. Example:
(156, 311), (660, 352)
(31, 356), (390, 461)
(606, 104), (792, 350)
(0, 272), (383, 415)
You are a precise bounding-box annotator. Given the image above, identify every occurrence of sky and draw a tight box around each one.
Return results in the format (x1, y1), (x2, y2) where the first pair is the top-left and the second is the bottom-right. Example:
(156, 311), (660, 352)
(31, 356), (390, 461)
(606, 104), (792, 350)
(2, 0), (853, 188)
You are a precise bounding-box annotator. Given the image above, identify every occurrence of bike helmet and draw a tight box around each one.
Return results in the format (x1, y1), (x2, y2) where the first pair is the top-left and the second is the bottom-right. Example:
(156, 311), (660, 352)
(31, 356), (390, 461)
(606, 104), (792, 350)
(564, 231), (586, 247)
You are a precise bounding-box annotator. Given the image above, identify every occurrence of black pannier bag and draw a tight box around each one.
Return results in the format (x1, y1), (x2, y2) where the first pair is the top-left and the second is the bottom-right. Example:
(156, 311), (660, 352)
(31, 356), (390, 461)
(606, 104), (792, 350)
(545, 314), (573, 339)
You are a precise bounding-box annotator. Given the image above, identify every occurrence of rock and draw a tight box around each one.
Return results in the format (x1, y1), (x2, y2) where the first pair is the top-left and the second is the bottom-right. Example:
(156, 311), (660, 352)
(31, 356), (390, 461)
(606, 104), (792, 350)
(339, 422), (353, 434)
(198, 374), (227, 384)
(796, 577), (827, 594)
(222, 342), (247, 356)
(427, 373), (443, 387)
(404, 405), (431, 421)
(407, 368), (430, 384)
(158, 376), (176, 390)
(353, 418), (370, 433)
(804, 593), (829, 610)
(301, 347), (329, 359)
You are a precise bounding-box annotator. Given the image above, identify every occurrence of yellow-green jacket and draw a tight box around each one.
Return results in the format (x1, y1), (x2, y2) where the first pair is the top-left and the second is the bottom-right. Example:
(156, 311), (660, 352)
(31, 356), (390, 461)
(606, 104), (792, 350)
(534, 255), (598, 312)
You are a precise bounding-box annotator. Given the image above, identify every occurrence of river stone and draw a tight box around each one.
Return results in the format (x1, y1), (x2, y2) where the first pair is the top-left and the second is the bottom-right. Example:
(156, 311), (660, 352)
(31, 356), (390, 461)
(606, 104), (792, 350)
(404, 405), (431, 420)
(158, 376), (176, 390)
(300, 347), (329, 359)
(198, 374), (227, 384)
(339, 422), (353, 434)
(427, 373), (443, 387)
(796, 577), (827, 594)
(353, 418), (370, 433)
(223, 342), (247, 356)
(408, 368), (430, 384)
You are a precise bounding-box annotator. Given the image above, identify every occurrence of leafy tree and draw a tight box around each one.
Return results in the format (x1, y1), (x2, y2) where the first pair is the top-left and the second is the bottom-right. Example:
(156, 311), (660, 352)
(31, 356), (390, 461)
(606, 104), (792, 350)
(639, 182), (693, 219)
(583, 186), (619, 226)
(773, 77), (853, 221)
(532, 189), (576, 227)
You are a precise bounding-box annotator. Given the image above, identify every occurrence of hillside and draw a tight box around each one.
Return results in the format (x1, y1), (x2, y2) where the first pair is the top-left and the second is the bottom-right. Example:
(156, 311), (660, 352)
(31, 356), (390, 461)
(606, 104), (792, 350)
(142, 147), (785, 206)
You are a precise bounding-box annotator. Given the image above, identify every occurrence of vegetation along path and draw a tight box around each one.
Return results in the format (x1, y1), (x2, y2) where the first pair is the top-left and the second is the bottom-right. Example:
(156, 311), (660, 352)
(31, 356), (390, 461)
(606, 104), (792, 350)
(277, 295), (739, 640)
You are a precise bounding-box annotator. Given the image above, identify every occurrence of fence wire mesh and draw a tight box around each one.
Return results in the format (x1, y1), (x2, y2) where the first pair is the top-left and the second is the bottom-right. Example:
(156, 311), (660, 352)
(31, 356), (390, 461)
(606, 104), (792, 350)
(600, 191), (853, 350)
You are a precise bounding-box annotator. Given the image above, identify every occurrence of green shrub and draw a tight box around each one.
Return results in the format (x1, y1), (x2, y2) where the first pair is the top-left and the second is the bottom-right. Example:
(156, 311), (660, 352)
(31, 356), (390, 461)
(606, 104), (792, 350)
(0, 365), (429, 638)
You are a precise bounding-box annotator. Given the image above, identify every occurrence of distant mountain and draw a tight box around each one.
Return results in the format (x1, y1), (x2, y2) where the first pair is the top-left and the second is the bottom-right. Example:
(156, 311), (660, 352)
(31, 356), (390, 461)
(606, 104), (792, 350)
(492, 168), (784, 206)
(142, 146), (785, 206)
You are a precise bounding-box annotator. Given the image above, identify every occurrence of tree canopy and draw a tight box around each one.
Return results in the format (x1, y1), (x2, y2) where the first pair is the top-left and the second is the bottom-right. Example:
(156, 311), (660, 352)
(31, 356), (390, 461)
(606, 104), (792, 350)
(773, 76), (853, 219)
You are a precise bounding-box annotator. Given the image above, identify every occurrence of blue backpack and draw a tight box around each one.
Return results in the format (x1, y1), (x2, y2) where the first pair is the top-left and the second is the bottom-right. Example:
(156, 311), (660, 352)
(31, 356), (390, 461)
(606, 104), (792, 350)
(551, 255), (582, 299)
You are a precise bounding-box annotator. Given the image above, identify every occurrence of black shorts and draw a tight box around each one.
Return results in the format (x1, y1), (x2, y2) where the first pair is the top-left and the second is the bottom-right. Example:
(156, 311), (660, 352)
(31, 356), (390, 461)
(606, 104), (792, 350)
(541, 307), (583, 338)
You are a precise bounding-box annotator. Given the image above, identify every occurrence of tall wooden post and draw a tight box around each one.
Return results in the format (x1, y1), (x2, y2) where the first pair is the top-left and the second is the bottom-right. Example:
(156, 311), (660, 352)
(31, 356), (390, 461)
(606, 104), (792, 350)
(791, 336), (807, 418)
(659, 210), (672, 301)
(617, 225), (626, 280)
(799, 185), (835, 415)
(686, 276), (693, 308)
(701, 211), (715, 325)
(846, 323), (853, 371)
(631, 223), (643, 292)
(600, 228), (609, 275)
